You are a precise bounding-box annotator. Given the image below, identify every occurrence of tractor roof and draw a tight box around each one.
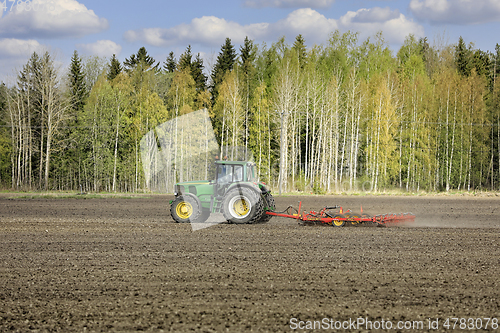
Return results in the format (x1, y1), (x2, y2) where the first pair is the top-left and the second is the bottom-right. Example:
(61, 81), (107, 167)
(215, 160), (254, 166)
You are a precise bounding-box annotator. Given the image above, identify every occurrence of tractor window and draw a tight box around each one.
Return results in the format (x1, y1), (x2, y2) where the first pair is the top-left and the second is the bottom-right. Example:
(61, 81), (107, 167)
(248, 164), (257, 182)
(217, 165), (230, 183)
(234, 165), (243, 182)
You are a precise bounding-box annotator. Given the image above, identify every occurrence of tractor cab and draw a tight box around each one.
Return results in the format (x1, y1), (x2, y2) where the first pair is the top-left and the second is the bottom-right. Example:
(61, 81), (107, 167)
(171, 159), (274, 224)
(213, 161), (253, 196)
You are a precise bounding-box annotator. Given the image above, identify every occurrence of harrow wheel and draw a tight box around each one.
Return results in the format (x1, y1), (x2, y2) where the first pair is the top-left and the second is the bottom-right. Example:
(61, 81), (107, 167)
(331, 214), (346, 227)
(344, 212), (361, 225)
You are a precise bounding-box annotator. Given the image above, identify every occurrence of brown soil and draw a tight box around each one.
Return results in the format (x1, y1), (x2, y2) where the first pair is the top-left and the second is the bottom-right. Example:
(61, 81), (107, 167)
(1, 194), (499, 332)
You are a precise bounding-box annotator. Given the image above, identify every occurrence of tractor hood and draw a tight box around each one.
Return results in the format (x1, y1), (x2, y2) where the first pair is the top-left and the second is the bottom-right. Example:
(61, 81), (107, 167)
(176, 180), (211, 186)
(174, 181), (213, 198)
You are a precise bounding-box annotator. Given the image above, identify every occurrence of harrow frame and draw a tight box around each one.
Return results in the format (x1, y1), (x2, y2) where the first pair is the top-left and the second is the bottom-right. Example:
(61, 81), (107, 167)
(265, 201), (415, 227)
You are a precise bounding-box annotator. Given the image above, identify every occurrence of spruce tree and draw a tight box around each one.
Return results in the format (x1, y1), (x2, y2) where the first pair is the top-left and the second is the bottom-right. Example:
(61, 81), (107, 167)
(124, 47), (157, 72)
(192, 53), (207, 91)
(240, 36), (255, 75)
(69, 50), (87, 112)
(178, 45), (193, 72)
(107, 54), (122, 81)
(210, 37), (237, 104)
(455, 36), (472, 77)
(472, 49), (489, 77)
(292, 34), (307, 69)
(164, 51), (177, 73)
(176, 46), (206, 91)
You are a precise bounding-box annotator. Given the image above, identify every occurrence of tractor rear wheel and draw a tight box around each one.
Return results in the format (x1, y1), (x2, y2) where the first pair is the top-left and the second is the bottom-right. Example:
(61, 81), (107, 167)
(258, 193), (275, 223)
(170, 196), (201, 223)
(222, 187), (263, 224)
(331, 214), (346, 227)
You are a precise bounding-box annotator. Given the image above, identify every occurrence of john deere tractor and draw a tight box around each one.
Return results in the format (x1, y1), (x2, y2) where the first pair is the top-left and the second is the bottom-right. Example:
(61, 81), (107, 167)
(170, 160), (275, 224)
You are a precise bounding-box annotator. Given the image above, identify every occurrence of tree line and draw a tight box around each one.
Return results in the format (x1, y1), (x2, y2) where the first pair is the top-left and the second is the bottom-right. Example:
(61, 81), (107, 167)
(1, 31), (500, 193)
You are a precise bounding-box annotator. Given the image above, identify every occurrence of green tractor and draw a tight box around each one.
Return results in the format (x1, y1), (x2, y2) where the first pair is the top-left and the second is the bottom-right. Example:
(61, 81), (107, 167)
(170, 160), (275, 224)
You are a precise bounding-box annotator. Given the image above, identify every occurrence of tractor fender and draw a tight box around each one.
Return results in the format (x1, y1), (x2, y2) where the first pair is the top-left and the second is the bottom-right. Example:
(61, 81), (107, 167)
(174, 192), (202, 208)
(226, 183), (261, 198)
(260, 184), (270, 194)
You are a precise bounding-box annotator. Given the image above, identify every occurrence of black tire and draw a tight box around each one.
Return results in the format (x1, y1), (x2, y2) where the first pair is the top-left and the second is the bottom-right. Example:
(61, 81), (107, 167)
(222, 187), (263, 224)
(344, 212), (360, 225)
(193, 209), (211, 223)
(331, 214), (346, 227)
(170, 195), (201, 223)
(258, 193), (275, 223)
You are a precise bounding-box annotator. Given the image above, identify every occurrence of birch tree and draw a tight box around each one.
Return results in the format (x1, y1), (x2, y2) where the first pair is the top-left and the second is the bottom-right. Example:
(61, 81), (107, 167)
(272, 46), (301, 194)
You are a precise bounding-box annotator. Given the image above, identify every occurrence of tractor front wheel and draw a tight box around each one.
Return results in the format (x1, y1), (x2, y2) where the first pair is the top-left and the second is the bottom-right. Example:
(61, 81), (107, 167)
(170, 196), (200, 223)
(222, 187), (263, 224)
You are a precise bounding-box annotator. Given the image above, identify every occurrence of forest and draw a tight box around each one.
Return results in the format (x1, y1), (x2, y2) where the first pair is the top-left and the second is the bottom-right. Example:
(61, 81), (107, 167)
(1, 31), (500, 194)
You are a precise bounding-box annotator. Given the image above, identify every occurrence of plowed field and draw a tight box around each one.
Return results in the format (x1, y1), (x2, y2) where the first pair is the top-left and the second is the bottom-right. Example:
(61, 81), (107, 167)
(1, 194), (499, 332)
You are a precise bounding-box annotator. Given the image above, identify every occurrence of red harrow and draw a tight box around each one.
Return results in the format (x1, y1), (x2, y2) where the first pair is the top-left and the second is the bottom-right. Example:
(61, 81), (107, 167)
(266, 202), (415, 227)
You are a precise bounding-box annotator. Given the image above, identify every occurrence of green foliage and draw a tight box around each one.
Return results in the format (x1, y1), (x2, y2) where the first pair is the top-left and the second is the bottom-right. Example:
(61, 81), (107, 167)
(455, 36), (472, 77)
(240, 36), (256, 74)
(69, 50), (87, 112)
(2, 33), (500, 193)
(177, 46), (207, 94)
(178, 45), (193, 72)
(356, 32), (395, 80)
(164, 51), (177, 73)
(312, 178), (326, 195)
(292, 34), (307, 69)
(0, 83), (11, 186)
(192, 53), (207, 92)
(210, 38), (237, 104)
(167, 69), (196, 116)
(124, 47), (158, 72)
(319, 30), (358, 81)
(83, 55), (108, 92)
(107, 54), (122, 81)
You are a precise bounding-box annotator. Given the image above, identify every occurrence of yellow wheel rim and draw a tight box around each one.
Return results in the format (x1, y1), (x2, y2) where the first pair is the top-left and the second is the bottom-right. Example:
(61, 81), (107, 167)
(233, 198), (250, 217)
(176, 201), (193, 219)
(333, 219), (344, 227)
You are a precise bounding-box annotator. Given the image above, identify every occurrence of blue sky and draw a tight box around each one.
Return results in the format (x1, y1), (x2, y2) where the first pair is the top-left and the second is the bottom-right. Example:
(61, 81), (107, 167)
(1, 0), (500, 82)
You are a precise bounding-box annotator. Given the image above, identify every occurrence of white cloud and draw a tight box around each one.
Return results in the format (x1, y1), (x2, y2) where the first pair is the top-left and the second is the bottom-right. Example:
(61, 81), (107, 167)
(0, 38), (45, 57)
(242, 0), (335, 9)
(349, 7), (401, 23)
(124, 16), (269, 47)
(125, 7), (423, 49)
(76, 40), (122, 57)
(409, 0), (500, 25)
(271, 8), (338, 44)
(0, 38), (48, 82)
(0, 0), (108, 38)
(339, 7), (424, 44)
(124, 9), (336, 47)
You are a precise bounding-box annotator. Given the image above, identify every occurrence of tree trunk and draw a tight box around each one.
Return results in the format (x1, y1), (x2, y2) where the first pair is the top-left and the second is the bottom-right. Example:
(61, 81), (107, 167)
(112, 105), (120, 192)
